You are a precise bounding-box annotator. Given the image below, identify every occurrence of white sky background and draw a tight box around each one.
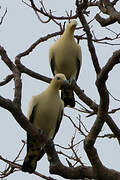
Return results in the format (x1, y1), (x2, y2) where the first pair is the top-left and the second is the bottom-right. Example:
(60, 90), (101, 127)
(0, 0), (120, 180)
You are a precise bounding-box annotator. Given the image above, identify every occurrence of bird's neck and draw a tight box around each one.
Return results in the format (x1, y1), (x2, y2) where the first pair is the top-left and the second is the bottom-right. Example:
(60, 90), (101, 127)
(62, 29), (75, 39)
(47, 84), (60, 96)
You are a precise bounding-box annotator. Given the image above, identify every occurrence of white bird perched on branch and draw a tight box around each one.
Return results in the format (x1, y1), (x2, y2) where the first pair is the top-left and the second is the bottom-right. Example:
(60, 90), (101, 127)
(49, 20), (82, 107)
(22, 73), (68, 173)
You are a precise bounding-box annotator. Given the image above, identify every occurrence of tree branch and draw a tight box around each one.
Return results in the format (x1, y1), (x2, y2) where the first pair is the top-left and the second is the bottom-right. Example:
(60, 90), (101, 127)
(0, 74), (14, 86)
(76, 0), (101, 74)
(15, 31), (64, 83)
(25, 0), (78, 21)
(0, 8), (7, 25)
(44, 140), (95, 179)
(95, 0), (120, 26)
(0, 46), (22, 106)
(75, 1), (120, 179)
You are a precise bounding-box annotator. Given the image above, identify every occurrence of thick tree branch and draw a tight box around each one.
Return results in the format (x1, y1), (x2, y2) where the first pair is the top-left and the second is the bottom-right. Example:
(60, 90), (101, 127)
(15, 59), (51, 83)
(95, 14), (117, 27)
(96, 49), (120, 81)
(83, 31), (120, 180)
(95, 0), (120, 26)
(96, 49), (120, 142)
(83, 145), (120, 180)
(44, 140), (95, 179)
(0, 46), (22, 106)
(15, 31), (64, 83)
(71, 80), (98, 112)
(0, 45), (49, 144)
(83, 63), (120, 179)
(15, 31), (63, 59)
(76, 0), (120, 141)
(0, 97), (48, 146)
(76, 1), (101, 74)
(71, 79), (120, 141)
(75, 1), (120, 179)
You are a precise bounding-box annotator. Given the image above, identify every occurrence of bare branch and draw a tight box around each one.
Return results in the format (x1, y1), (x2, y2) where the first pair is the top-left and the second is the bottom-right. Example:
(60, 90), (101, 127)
(23, 0), (78, 21)
(13, 141), (26, 163)
(44, 141), (95, 179)
(96, 49), (120, 83)
(15, 31), (65, 83)
(64, 113), (87, 137)
(95, 14), (117, 26)
(71, 80), (98, 112)
(0, 46), (22, 106)
(0, 155), (56, 180)
(15, 31), (63, 59)
(0, 8), (7, 25)
(95, 0), (120, 26)
(76, 4), (101, 74)
(74, 1), (120, 179)
(75, 34), (120, 46)
(109, 107), (120, 114)
(0, 74), (14, 86)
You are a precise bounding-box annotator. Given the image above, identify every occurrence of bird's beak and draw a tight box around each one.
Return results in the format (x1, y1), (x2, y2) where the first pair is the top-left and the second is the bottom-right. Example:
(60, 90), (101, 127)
(61, 80), (70, 90)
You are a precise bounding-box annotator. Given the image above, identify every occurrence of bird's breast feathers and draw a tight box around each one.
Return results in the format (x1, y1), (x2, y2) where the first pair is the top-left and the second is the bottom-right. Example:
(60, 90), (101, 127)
(50, 38), (81, 79)
(32, 94), (63, 138)
(54, 46), (79, 78)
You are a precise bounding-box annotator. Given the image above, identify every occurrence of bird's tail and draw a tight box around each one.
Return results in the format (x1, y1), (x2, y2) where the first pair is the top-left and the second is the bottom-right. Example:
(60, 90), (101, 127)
(22, 147), (45, 173)
(22, 149), (39, 173)
(61, 89), (75, 107)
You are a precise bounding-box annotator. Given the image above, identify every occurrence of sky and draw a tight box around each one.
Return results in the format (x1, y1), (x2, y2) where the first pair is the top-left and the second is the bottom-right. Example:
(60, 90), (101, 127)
(0, 0), (120, 180)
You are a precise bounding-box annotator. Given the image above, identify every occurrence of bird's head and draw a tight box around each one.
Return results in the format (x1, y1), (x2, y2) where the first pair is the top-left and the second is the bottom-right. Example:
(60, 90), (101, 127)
(65, 20), (77, 34)
(51, 73), (70, 90)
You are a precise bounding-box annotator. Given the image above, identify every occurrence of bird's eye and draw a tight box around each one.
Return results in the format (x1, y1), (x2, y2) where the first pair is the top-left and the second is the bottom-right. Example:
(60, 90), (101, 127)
(56, 77), (60, 80)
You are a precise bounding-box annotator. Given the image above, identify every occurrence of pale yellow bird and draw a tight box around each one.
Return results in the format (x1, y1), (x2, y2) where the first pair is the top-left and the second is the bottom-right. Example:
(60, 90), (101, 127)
(22, 74), (68, 173)
(49, 20), (82, 107)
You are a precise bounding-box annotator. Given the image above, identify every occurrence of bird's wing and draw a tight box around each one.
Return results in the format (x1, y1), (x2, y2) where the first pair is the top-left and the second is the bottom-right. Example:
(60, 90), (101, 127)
(75, 57), (81, 81)
(49, 45), (56, 76)
(75, 44), (82, 80)
(27, 105), (36, 151)
(50, 56), (55, 76)
(53, 104), (64, 139)
(27, 103), (45, 161)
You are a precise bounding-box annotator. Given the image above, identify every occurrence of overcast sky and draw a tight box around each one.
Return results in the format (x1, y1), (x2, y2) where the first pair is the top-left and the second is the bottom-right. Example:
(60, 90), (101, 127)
(0, 1), (120, 180)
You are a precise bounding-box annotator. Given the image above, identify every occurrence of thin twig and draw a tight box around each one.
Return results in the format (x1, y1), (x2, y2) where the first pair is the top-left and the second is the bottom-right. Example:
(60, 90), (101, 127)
(0, 74), (14, 86)
(0, 8), (7, 25)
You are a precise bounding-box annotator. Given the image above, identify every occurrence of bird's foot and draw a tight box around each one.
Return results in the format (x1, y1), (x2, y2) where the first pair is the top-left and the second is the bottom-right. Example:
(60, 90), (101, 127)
(69, 77), (76, 85)
(38, 129), (44, 135)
